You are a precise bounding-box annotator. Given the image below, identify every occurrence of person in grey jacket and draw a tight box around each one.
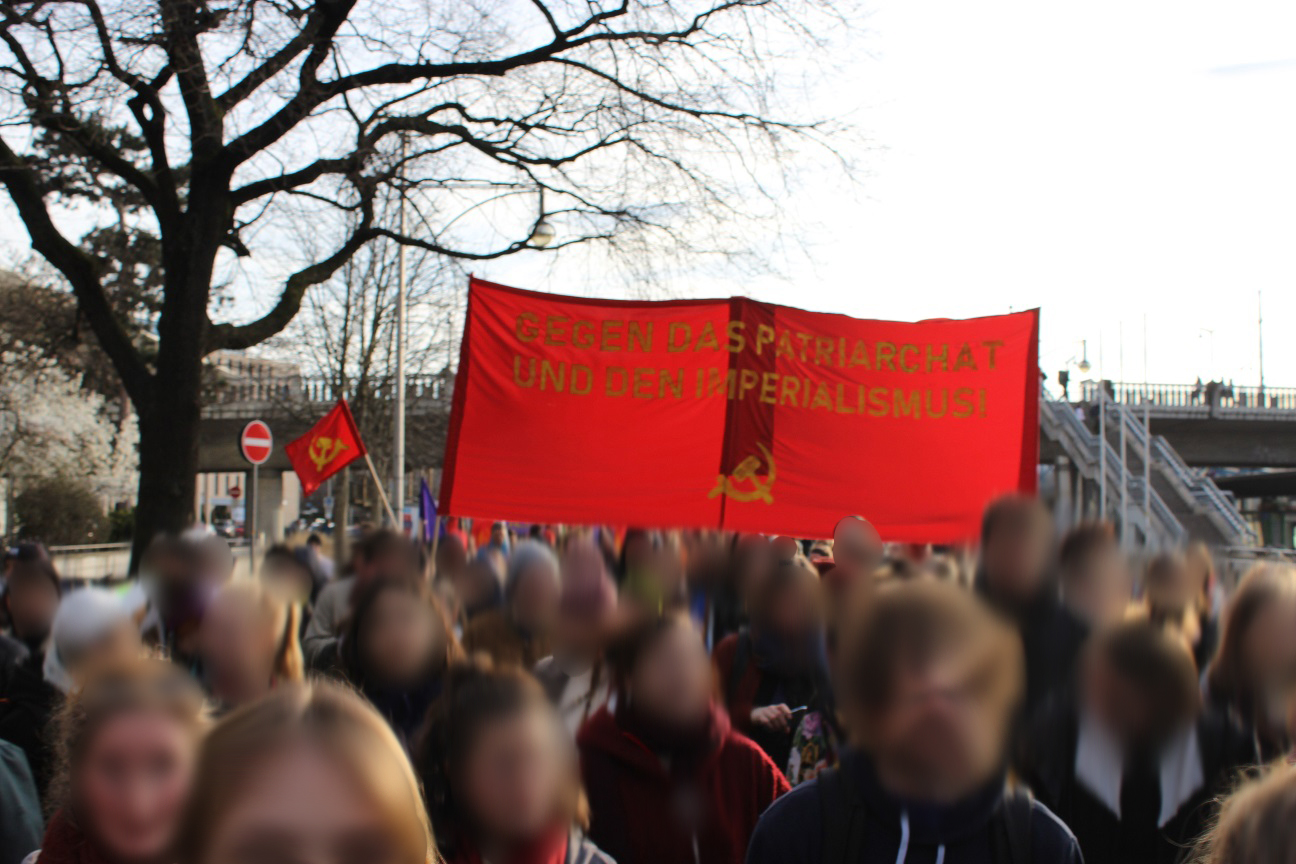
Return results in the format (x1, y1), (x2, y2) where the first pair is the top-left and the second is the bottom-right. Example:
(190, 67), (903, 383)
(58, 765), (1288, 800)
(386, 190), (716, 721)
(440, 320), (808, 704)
(302, 528), (416, 669)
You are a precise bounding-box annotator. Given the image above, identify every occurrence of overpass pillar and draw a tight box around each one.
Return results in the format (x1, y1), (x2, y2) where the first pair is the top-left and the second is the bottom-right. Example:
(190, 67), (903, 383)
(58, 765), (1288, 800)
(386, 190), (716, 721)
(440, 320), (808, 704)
(250, 470), (301, 549)
(1054, 457), (1073, 534)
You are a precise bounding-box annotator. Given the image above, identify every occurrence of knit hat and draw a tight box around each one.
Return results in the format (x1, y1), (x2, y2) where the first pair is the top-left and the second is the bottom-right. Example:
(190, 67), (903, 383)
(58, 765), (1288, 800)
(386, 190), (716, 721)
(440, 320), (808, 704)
(505, 541), (560, 599)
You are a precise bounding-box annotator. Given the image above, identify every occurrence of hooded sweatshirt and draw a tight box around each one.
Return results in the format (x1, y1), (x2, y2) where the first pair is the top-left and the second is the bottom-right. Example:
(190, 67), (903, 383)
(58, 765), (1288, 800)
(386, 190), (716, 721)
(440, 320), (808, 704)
(577, 702), (789, 864)
(746, 750), (1082, 864)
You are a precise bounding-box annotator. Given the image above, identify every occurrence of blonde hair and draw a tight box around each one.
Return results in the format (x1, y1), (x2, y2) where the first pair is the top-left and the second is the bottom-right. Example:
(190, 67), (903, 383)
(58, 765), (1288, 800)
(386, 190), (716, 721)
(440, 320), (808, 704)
(50, 657), (207, 818)
(1191, 764), (1296, 863)
(212, 580), (304, 685)
(176, 680), (436, 864)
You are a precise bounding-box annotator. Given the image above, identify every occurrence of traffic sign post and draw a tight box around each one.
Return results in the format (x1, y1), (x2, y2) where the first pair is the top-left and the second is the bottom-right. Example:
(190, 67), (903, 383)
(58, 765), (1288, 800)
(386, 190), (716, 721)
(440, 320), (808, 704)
(240, 420), (273, 570)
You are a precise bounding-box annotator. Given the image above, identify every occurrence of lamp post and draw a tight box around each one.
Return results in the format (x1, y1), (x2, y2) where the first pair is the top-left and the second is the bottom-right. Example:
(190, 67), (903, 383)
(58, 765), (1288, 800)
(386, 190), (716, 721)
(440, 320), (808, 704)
(392, 137), (408, 531)
(530, 219), (556, 248)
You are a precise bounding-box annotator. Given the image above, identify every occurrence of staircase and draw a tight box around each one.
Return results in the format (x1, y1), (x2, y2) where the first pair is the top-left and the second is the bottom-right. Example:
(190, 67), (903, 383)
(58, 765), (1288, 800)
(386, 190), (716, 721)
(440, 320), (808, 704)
(1097, 396), (1256, 547)
(1039, 389), (1256, 547)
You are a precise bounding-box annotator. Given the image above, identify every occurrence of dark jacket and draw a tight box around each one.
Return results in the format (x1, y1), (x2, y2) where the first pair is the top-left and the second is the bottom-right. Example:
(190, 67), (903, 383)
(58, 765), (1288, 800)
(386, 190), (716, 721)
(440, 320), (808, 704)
(976, 577), (1088, 718)
(746, 750), (1083, 864)
(0, 658), (60, 806)
(713, 630), (826, 774)
(361, 676), (444, 754)
(578, 702), (789, 864)
(0, 740), (42, 864)
(0, 635), (29, 671)
(1019, 695), (1256, 864)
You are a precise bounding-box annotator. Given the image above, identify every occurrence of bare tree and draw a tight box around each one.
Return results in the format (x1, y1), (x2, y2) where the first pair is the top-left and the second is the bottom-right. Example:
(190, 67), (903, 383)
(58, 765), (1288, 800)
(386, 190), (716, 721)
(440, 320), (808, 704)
(0, 0), (844, 565)
(270, 223), (460, 533)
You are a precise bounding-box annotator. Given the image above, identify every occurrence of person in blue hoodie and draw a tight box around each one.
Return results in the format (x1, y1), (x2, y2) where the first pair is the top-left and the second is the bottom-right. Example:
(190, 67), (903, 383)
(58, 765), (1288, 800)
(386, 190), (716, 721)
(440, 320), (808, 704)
(746, 580), (1082, 864)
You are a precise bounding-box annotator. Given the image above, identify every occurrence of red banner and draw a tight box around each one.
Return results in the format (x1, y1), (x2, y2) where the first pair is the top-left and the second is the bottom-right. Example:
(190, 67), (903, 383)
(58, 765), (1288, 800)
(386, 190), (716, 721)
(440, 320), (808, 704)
(440, 278), (1039, 542)
(286, 400), (367, 497)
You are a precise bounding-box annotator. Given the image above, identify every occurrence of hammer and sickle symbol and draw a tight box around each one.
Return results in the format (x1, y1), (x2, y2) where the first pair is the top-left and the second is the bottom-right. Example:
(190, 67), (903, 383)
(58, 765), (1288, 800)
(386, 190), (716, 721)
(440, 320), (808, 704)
(708, 442), (776, 504)
(309, 435), (349, 472)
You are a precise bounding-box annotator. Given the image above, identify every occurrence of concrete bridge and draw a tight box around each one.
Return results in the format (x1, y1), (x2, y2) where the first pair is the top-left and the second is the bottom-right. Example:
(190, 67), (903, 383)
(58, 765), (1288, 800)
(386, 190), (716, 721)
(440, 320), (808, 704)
(1078, 380), (1296, 468)
(196, 371), (1278, 551)
(197, 373), (452, 541)
(199, 374), (452, 473)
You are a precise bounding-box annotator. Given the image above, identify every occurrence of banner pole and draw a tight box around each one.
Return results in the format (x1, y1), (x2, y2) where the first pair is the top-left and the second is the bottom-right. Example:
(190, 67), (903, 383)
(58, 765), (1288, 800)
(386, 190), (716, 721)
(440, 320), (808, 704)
(364, 452), (399, 528)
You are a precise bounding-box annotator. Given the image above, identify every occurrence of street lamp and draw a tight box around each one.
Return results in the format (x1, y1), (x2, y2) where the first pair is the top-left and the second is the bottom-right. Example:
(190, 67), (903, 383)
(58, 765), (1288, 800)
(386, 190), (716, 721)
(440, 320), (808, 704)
(530, 220), (556, 248)
(1077, 339), (1091, 374)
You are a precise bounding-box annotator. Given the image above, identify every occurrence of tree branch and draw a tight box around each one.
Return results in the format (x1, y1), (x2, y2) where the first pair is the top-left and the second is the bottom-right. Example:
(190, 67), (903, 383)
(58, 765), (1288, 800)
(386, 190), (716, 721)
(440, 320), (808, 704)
(0, 134), (152, 405)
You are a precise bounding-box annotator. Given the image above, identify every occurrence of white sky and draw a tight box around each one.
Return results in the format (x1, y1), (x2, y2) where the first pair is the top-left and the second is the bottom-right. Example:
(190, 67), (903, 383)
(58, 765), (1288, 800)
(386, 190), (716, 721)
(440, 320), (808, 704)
(4, 0), (1295, 392)
(489, 0), (1296, 391)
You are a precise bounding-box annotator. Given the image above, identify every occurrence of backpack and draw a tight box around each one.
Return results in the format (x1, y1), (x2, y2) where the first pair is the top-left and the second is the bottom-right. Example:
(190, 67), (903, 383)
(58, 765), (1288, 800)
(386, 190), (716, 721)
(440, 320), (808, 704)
(818, 767), (1034, 864)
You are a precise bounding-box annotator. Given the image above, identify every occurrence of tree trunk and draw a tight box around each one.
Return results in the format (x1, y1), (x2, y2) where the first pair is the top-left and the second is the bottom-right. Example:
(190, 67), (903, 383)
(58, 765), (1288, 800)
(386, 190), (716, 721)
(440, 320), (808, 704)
(129, 385), (201, 570)
(128, 181), (225, 571)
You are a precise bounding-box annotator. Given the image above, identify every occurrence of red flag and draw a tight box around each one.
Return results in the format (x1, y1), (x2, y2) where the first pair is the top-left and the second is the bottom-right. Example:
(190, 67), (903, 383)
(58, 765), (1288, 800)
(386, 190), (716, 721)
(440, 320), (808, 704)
(285, 400), (367, 497)
(440, 278), (1039, 543)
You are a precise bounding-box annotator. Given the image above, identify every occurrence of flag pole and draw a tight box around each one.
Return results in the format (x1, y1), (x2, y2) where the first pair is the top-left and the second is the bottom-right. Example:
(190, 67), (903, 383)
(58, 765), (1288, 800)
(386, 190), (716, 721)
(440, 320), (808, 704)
(364, 452), (399, 527)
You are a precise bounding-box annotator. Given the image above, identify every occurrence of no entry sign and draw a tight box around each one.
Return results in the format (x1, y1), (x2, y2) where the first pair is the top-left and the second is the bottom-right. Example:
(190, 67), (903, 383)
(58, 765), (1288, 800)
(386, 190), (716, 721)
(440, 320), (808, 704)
(240, 420), (273, 465)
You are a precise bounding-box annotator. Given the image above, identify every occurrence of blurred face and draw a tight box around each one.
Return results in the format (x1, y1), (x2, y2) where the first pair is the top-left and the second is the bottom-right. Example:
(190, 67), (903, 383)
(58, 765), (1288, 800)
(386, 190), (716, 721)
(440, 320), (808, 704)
(5, 569), (58, 643)
(623, 535), (654, 573)
(981, 515), (1051, 600)
(262, 559), (313, 604)
(510, 564), (560, 634)
(833, 517), (882, 579)
(735, 539), (774, 602)
(1243, 598), (1296, 730)
(628, 622), (712, 729)
(766, 579), (819, 638)
(358, 546), (411, 584)
(435, 540), (467, 580)
(461, 709), (566, 843)
(79, 709), (196, 864)
(1085, 655), (1159, 745)
(1065, 546), (1131, 626)
(200, 592), (277, 707)
(454, 563), (500, 612)
(1146, 560), (1193, 618)
(201, 743), (409, 864)
(361, 590), (444, 686)
(871, 652), (1006, 804)
(491, 526), (508, 547)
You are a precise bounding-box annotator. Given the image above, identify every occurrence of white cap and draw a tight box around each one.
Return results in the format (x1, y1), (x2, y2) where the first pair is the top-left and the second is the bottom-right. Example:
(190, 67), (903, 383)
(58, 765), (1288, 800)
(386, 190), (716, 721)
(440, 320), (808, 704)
(43, 588), (134, 693)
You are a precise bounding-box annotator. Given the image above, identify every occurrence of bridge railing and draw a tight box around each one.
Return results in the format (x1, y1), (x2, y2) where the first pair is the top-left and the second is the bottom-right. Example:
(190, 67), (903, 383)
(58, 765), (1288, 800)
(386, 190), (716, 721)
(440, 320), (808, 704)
(1080, 381), (1296, 411)
(208, 374), (450, 406)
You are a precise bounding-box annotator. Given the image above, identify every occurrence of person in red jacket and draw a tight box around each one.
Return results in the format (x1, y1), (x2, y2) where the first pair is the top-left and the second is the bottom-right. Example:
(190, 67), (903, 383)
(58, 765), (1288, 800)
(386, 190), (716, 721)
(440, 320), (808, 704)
(578, 612), (790, 864)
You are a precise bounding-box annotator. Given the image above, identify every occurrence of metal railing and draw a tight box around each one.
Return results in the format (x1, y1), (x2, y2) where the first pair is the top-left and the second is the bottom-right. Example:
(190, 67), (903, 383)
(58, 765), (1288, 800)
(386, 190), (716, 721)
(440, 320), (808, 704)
(1040, 389), (1185, 546)
(1081, 380), (1296, 412)
(209, 374), (449, 405)
(48, 539), (254, 582)
(1094, 394), (1256, 546)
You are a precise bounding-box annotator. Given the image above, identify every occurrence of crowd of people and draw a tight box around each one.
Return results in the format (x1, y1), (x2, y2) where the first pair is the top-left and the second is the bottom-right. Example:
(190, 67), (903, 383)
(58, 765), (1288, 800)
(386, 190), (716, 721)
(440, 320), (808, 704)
(3, 498), (1296, 863)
